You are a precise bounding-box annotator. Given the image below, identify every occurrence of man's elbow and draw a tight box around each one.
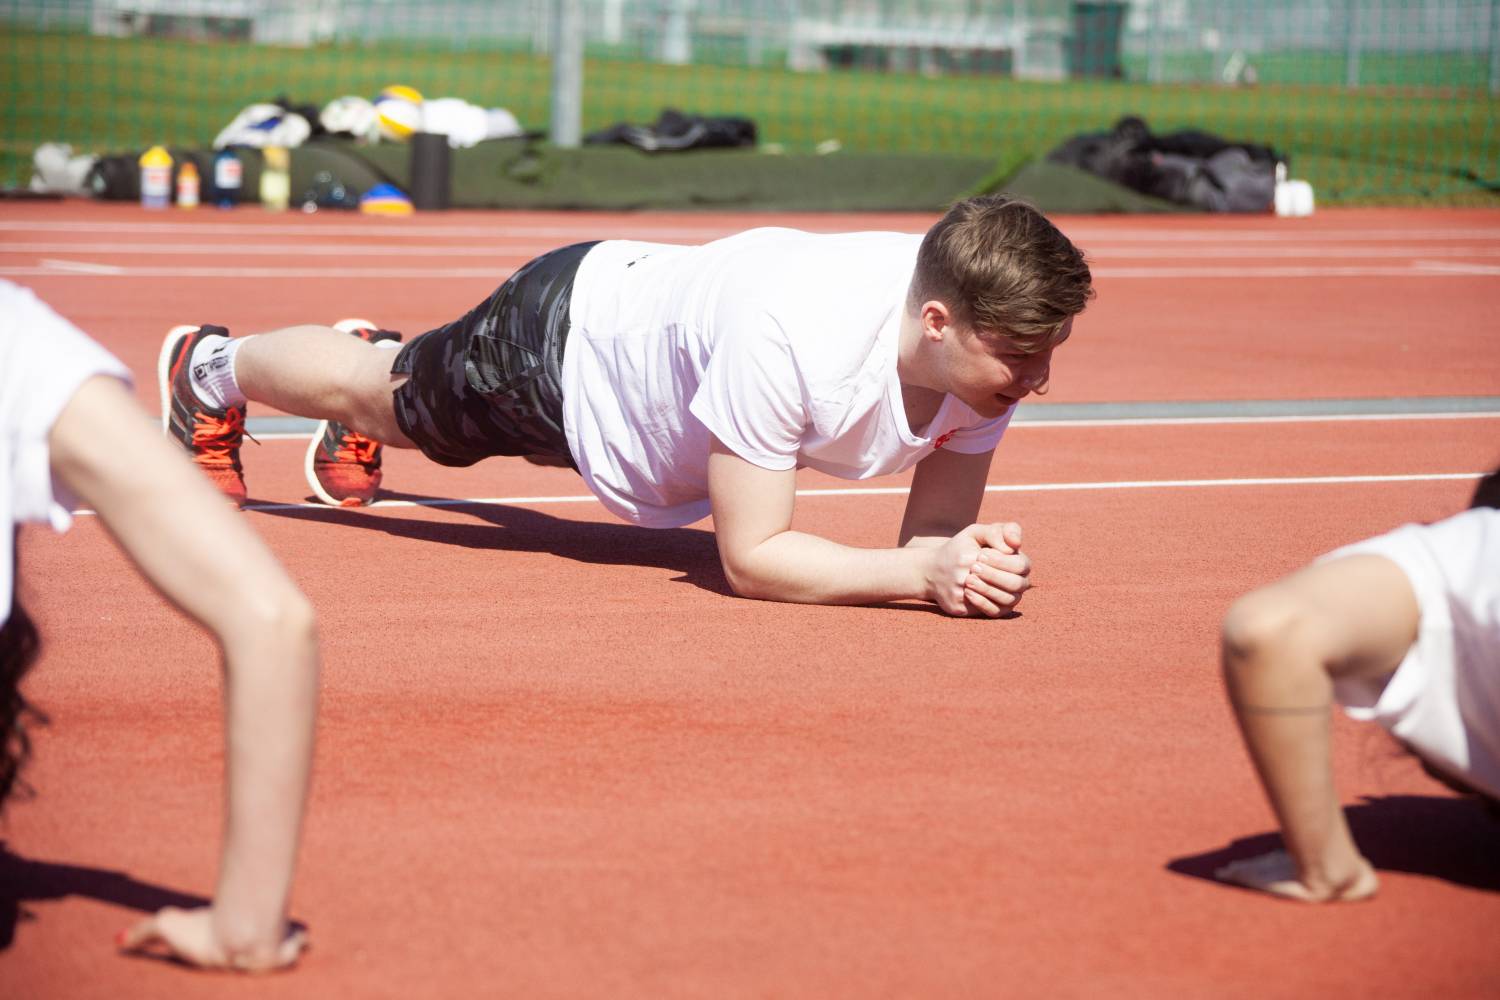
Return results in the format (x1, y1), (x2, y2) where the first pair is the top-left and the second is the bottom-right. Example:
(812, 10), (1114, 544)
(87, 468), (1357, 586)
(234, 582), (320, 650)
(718, 554), (767, 601)
(716, 543), (785, 602)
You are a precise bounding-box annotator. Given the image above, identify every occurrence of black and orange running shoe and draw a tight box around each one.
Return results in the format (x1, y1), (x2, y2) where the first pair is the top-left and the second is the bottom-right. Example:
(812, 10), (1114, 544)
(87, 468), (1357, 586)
(304, 318), (403, 507)
(158, 324), (248, 507)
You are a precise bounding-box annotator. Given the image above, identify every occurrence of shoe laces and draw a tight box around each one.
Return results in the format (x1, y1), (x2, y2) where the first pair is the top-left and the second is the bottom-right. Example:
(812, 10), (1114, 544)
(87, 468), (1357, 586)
(334, 428), (381, 468)
(191, 406), (247, 465)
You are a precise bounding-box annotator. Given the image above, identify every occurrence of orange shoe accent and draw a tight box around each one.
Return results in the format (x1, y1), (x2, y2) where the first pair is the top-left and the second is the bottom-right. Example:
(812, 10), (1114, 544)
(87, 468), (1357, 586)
(308, 420), (384, 507)
(158, 323), (248, 507)
(190, 405), (247, 468)
(304, 320), (402, 506)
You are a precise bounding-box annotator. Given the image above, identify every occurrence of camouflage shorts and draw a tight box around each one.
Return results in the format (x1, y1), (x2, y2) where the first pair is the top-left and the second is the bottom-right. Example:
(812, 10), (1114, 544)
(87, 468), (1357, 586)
(391, 241), (599, 469)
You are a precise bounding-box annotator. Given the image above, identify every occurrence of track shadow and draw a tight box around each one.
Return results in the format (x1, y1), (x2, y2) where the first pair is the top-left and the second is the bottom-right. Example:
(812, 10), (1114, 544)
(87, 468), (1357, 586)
(254, 491), (1004, 617)
(0, 842), (208, 951)
(1167, 794), (1500, 894)
(253, 489), (734, 597)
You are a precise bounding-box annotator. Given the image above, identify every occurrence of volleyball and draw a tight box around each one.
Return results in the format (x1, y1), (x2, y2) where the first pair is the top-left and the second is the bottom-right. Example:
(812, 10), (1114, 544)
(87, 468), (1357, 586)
(374, 85), (425, 142)
(379, 84), (424, 104)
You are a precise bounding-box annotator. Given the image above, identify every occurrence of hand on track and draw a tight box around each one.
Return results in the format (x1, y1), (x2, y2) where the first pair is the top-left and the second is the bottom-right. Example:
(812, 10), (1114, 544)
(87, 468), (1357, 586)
(118, 906), (307, 971)
(929, 522), (1031, 617)
(1215, 849), (1378, 903)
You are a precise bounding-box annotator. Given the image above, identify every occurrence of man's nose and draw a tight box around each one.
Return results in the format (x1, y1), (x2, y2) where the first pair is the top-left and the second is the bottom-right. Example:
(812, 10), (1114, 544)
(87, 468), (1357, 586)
(1020, 365), (1050, 396)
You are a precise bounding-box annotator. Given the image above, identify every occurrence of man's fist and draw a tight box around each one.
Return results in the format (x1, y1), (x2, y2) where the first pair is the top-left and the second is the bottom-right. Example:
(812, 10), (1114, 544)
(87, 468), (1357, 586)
(927, 522), (1031, 617)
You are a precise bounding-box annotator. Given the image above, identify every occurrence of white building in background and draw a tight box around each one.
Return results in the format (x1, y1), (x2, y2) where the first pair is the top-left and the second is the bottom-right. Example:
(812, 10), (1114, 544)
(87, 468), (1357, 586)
(89, 0), (339, 46)
(67, 0), (1500, 87)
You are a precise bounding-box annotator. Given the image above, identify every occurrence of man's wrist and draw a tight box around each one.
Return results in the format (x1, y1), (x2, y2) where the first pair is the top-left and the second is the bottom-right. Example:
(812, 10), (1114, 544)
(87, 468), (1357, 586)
(1300, 853), (1366, 894)
(211, 902), (287, 957)
(914, 545), (944, 606)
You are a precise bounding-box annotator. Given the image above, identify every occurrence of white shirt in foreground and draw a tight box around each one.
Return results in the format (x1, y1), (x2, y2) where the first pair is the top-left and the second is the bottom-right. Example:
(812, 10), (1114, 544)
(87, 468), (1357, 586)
(562, 229), (1010, 527)
(1325, 506), (1500, 800)
(0, 280), (131, 624)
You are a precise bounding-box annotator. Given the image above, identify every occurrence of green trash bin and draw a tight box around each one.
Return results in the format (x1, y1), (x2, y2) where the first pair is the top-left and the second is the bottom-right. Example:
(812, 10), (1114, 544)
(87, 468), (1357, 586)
(1068, 1), (1128, 79)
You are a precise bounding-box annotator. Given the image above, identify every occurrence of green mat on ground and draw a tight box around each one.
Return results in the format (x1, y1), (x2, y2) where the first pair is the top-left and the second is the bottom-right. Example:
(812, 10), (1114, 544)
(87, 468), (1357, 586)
(98, 139), (1205, 214)
(989, 159), (1192, 214)
(347, 140), (1194, 213)
(354, 139), (1002, 212)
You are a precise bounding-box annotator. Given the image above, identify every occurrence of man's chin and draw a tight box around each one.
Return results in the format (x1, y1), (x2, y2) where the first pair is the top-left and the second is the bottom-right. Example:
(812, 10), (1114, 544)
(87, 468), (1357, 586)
(984, 396), (1019, 416)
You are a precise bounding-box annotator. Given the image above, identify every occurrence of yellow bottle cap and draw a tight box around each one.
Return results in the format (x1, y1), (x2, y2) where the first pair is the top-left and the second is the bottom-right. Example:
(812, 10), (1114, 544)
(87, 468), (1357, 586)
(138, 145), (173, 168)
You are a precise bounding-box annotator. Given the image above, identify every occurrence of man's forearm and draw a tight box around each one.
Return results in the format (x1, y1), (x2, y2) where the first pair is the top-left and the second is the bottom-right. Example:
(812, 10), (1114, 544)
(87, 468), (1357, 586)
(723, 529), (935, 606)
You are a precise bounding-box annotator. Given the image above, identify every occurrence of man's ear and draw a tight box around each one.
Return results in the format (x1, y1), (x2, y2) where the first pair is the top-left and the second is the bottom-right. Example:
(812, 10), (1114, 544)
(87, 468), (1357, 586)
(920, 300), (953, 342)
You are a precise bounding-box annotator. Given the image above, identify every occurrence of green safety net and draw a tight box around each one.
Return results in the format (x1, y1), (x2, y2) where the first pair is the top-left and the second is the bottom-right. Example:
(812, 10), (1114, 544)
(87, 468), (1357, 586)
(4, 0), (1496, 207)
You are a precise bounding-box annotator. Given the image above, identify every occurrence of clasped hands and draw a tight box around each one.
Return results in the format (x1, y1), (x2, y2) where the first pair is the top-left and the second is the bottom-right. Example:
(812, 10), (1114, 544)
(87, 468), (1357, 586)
(929, 522), (1030, 617)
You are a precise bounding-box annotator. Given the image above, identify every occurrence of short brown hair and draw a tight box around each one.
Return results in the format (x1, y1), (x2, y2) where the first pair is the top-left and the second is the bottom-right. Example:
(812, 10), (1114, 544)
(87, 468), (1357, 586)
(908, 195), (1094, 354)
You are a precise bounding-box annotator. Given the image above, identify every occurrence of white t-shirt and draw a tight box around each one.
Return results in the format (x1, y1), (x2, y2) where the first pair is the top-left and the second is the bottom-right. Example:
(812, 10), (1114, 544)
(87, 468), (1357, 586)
(0, 281), (131, 625)
(561, 229), (1010, 527)
(1324, 507), (1500, 800)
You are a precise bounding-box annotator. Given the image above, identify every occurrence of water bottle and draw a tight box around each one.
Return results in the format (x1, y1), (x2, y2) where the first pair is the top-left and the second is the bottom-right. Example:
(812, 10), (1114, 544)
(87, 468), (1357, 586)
(213, 147), (242, 208)
(138, 145), (172, 210)
(260, 145), (290, 212)
(176, 159), (200, 210)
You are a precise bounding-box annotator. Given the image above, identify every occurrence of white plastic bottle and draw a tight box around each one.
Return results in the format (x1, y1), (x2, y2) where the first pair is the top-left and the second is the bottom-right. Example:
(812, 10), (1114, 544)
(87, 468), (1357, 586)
(138, 145), (172, 210)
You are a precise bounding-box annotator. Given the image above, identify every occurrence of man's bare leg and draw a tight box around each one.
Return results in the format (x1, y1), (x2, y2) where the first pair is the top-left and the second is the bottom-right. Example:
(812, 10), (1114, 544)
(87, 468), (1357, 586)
(235, 325), (416, 447)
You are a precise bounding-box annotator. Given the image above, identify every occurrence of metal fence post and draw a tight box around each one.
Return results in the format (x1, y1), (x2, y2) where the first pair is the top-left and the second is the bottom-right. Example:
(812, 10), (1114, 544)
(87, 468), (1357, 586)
(1490, 0), (1500, 96)
(1148, 0), (1164, 84)
(1344, 0), (1362, 89)
(550, 0), (583, 148)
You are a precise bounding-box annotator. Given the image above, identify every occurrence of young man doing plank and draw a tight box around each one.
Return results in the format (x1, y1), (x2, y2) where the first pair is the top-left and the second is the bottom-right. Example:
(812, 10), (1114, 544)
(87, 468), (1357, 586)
(161, 196), (1094, 617)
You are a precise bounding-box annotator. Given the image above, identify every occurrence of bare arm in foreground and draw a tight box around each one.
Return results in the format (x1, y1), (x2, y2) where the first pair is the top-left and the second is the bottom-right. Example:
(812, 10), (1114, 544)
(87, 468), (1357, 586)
(49, 376), (319, 969)
(1217, 554), (1420, 902)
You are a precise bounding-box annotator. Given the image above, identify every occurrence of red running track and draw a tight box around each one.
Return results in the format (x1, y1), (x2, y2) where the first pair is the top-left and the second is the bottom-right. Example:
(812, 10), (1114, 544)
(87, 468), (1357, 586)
(2, 202), (1499, 998)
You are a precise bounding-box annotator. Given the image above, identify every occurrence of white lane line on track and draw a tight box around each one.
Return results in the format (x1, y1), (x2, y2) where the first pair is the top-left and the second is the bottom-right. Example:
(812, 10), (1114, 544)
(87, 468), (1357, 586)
(1014, 411), (1500, 427)
(1068, 229), (1500, 243)
(245, 411), (1500, 442)
(0, 221), (746, 240)
(1091, 264), (1500, 279)
(8, 263), (1500, 280)
(10, 241), (1500, 261)
(0, 265), (517, 278)
(6, 220), (1500, 242)
(1095, 247), (1500, 260)
(69, 471), (1485, 517)
(7, 242), (564, 256)
(37, 258), (126, 274)
(1415, 260), (1500, 275)
(7, 241), (550, 256)
(266, 471), (1488, 510)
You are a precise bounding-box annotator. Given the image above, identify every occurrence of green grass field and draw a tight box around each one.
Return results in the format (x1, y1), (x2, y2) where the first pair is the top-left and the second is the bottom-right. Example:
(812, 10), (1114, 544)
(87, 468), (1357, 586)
(5, 28), (1496, 205)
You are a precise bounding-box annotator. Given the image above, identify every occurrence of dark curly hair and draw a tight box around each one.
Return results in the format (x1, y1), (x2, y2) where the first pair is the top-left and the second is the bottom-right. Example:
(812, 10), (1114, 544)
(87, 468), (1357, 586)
(2, 530), (47, 812)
